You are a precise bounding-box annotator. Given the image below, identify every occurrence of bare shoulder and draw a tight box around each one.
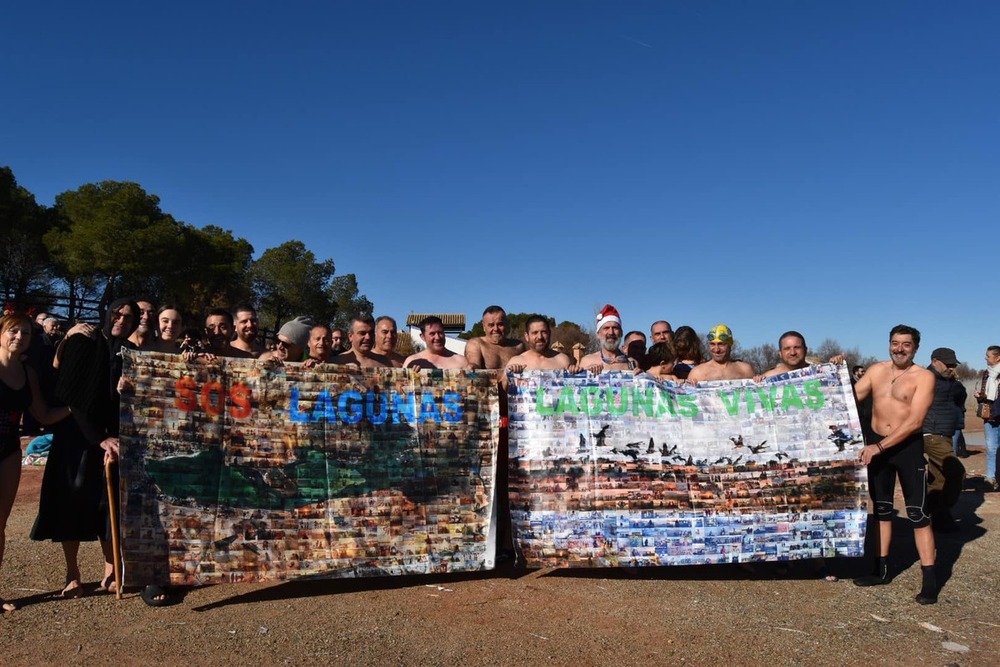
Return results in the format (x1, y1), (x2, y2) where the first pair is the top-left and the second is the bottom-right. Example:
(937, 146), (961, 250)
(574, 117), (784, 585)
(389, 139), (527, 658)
(578, 352), (600, 366)
(734, 361), (754, 378)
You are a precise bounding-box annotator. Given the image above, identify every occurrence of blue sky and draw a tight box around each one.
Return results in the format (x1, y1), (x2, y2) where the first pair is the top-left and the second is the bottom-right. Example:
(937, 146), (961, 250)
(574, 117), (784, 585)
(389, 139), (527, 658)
(2, 2), (996, 368)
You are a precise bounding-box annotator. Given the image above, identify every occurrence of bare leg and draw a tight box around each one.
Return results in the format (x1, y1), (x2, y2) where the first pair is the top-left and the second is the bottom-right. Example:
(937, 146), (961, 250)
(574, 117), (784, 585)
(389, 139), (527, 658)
(878, 519), (893, 557)
(60, 541), (83, 598)
(913, 525), (935, 566)
(0, 453), (21, 611)
(99, 538), (116, 593)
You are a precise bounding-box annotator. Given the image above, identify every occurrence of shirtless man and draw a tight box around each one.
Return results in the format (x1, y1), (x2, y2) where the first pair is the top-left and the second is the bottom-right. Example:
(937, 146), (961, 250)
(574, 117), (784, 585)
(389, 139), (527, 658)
(505, 315), (573, 371)
(758, 331), (845, 380)
(852, 324), (937, 604)
(306, 324), (333, 364)
(373, 316), (405, 367)
(464, 305), (525, 370)
(205, 308), (253, 359)
(127, 299), (156, 349)
(331, 316), (392, 369)
(686, 324), (753, 382)
(578, 304), (637, 373)
(650, 320), (673, 344)
(404, 316), (471, 370)
(231, 303), (265, 357)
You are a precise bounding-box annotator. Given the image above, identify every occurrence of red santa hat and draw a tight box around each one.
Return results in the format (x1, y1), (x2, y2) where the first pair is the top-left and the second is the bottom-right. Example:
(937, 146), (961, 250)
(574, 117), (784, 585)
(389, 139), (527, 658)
(595, 304), (622, 331)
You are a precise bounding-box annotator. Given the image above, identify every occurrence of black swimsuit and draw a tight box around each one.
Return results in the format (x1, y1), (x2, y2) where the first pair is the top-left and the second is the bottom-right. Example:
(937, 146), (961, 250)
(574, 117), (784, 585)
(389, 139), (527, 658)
(0, 373), (31, 462)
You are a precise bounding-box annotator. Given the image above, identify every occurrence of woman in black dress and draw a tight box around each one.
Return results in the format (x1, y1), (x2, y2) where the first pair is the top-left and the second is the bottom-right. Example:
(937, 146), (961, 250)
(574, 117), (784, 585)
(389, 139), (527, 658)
(0, 313), (70, 609)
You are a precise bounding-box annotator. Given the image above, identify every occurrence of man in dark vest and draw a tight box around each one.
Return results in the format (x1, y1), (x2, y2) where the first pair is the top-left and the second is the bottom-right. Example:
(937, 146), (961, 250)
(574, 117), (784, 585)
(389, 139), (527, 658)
(922, 347), (966, 532)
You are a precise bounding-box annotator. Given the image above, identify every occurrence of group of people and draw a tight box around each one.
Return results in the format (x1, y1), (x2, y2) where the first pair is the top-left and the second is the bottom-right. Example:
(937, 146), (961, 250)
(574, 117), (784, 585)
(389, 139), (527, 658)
(1, 297), (997, 610)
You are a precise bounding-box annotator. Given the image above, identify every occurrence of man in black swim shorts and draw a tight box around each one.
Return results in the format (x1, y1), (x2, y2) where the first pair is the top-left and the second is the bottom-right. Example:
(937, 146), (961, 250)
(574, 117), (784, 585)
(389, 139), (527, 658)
(851, 325), (938, 604)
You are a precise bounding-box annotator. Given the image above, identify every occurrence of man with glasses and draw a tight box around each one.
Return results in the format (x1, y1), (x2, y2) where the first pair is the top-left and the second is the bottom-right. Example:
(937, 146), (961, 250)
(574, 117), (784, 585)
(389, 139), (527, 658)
(686, 324), (754, 383)
(260, 316), (312, 363)
(921, 348), (966, 532)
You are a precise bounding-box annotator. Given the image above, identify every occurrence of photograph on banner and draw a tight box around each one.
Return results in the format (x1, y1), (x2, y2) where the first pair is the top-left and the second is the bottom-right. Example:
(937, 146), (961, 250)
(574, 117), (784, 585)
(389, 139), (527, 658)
(507, 364), (866, 568)
(117, 351), (500, 586)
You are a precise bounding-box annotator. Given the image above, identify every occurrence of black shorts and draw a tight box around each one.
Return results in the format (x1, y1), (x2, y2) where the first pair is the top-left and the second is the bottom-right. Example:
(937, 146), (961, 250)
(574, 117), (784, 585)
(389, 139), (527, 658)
(868, 431), (929, 527)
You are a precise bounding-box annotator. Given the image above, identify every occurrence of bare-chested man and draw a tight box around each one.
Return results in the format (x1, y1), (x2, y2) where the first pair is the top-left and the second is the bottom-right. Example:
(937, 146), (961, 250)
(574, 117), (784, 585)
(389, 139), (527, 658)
(505, 315), (573, 372)
(231, 303), (265, 358)
(686, 324), (753, 383)
(306, 324), (333, 364)
(373, 316), (405, 367)
(464, 306), (525, 370)
(331, 316), (392, 369)
(578, 305), (637, 373)
(205, 308), (253, 359)
(758, 331), (845, 380)
(650, 320), (673, 344)
(852, 324), (937, 604)
(404, 316), (471, 370)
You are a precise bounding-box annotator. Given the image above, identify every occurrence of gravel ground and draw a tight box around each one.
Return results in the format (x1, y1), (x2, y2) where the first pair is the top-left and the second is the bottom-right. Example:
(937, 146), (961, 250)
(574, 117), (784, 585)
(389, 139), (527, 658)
(2, 433), (997, 667)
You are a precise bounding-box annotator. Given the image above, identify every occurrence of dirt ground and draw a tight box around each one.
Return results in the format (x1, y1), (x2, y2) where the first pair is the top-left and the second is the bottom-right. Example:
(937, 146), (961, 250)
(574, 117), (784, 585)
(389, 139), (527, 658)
(2, 427), (998, 667)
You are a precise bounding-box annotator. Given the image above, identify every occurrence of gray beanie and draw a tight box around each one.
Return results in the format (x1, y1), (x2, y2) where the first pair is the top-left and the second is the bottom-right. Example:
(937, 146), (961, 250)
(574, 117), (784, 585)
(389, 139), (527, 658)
(278, 316), (314, 349)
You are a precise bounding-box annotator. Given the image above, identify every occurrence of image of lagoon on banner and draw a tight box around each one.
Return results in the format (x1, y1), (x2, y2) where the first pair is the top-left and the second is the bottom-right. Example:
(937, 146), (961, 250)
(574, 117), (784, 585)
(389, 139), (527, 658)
(117, 351), (500, 586)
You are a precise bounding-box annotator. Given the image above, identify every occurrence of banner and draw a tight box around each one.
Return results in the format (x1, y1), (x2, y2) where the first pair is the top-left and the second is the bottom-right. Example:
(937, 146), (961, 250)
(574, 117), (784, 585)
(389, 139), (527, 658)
(507, 364), (867, 568)
(118, 352), (500, 586)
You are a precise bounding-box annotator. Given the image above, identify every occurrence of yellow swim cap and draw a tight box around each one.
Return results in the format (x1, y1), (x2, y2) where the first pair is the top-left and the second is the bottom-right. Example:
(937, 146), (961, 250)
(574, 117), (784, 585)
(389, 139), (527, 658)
(707, 324), (733, 344)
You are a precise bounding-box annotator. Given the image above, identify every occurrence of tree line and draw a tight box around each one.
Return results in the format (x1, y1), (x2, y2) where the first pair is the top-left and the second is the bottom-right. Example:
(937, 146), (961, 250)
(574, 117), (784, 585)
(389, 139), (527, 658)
(0, 166), (372, 332)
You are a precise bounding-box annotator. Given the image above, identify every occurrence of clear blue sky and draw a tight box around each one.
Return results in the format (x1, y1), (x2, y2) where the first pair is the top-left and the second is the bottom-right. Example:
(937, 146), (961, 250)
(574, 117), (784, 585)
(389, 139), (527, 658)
(2, 2), (996, 368)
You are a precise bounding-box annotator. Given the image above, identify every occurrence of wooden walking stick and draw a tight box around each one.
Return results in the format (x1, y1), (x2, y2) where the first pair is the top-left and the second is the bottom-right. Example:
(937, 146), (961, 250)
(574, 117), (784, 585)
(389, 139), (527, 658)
(105, 458), (123, 600)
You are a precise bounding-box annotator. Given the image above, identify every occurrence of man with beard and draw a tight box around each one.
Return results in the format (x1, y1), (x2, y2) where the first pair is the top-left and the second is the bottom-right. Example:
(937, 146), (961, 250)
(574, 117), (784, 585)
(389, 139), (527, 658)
(464, 306), (524, 370)
(852, 325), (937, 604)
(686, 324), (753, 383)
(373, 316), (405, 368)
(127, 300), (156, 349)
(331, 317), (392, 369)
(231, 303), (265, 358)
(204, 308), (252, 359)
(578, 305), (637, 373)
(506, 315), (574, 371)
(404, 316), (471, 370)
(31, 298), (175, 603)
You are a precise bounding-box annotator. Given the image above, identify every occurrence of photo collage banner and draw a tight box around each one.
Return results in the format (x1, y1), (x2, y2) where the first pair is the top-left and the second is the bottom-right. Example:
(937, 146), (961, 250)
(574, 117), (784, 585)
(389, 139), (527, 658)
(118, 352), (500, 586)
(507, 364), (867, 568)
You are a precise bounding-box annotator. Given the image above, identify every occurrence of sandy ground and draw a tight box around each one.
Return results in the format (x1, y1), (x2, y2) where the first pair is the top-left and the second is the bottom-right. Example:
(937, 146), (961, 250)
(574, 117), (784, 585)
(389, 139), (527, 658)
(1, 429), (998, 667)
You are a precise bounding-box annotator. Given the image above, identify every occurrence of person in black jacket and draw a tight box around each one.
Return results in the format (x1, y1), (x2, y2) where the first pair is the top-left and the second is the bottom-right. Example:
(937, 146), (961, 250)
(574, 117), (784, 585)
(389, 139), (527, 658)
(921, 348), (966, 532)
